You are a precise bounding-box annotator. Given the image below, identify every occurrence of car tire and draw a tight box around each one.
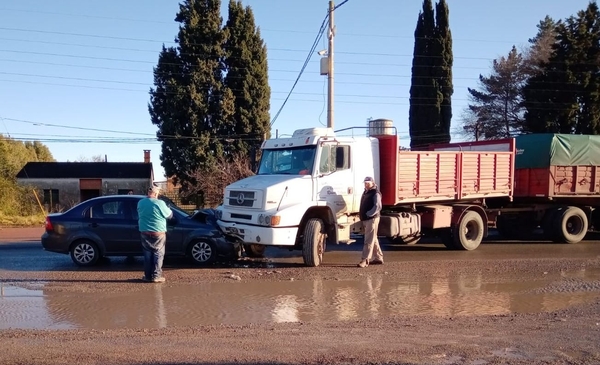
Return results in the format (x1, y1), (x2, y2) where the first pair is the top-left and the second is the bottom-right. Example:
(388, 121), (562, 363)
(70, 240), (100, 267)
(188, 240), (217, 265)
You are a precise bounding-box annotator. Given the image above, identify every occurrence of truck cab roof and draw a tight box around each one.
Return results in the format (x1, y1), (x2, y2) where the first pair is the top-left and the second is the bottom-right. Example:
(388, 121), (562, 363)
(261, 127), (337, 150)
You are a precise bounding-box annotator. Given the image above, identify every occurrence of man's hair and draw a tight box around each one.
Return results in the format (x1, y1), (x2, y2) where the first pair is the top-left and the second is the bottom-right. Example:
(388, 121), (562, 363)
(148, 185), (161, 195)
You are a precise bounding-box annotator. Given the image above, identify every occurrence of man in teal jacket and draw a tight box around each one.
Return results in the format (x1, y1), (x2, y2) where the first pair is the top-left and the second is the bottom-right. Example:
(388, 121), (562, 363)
(137, 185), (173, 283)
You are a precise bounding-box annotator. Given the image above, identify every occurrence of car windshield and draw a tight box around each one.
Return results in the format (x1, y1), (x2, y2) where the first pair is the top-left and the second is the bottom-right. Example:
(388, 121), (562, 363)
(258, 146), (316, 175)
(159, 196), (191, 217)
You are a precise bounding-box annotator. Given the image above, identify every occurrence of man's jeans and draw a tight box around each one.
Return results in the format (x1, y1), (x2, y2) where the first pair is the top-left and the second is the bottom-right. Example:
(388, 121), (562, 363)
(361, 216), (383, 262)
(140, 233), (166, 280)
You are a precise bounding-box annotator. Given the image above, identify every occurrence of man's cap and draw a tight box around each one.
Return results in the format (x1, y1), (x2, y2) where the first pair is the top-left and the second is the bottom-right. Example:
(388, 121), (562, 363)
(364, 176), (374, 183)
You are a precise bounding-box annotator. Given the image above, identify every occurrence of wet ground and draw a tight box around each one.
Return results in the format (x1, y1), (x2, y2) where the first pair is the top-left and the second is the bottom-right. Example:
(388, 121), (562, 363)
(2, 267), (600, 330)
(1, 227), (600, 364)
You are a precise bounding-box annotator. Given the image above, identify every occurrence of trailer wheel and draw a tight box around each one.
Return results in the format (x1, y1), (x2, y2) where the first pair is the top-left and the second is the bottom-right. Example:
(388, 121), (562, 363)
(553, 206), (588, 244)
(390, 234), (422, 245)
(302, 218), (327, 267)
(453, 210), (484, 251)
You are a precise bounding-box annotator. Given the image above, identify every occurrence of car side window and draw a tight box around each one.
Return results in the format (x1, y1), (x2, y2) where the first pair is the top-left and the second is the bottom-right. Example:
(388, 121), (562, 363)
(90, 201), (127, 220)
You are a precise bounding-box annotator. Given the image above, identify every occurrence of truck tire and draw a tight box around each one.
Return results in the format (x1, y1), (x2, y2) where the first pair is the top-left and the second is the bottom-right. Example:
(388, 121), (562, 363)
(552, 206), (588, 244)
(302, 218), (326, 267)
(390, 234), (422, 245)
(244, 244), (266, 258)
(453, 210), (484, 251)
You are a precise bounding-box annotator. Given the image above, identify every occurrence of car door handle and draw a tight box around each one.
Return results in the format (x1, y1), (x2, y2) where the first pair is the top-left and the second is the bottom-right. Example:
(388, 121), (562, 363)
(89, 223), (99, 228)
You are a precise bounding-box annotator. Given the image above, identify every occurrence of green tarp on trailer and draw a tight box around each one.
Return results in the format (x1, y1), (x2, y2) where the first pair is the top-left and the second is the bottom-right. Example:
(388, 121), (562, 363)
(515, 134), (600, 169)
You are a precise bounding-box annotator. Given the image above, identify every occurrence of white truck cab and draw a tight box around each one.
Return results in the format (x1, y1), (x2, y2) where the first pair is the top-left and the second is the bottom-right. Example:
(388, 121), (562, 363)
(216, 126), (381, 266)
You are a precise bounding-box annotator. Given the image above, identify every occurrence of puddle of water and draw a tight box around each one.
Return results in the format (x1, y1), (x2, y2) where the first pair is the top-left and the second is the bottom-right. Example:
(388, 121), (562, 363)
(1, 268), (599, 330)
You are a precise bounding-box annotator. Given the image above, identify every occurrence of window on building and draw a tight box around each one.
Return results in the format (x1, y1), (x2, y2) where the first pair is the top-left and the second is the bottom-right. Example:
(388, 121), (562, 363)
(43, 189), (59, 205)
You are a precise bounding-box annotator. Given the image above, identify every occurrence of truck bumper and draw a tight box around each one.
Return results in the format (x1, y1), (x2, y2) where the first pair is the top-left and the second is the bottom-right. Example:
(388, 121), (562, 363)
(217, 221), (299, 246)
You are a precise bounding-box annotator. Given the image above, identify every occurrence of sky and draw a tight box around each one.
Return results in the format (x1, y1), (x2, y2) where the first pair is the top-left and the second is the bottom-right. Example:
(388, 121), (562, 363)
(0, 0), (595, 180)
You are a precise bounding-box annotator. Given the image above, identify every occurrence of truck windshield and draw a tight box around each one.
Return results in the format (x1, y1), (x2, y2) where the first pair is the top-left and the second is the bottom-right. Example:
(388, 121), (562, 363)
(258, 146), (317, 175)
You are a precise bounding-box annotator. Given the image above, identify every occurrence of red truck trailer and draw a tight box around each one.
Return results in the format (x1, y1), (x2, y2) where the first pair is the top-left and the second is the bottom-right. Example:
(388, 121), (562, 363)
(372, 131), (515, 251)
(430, 133), (600, 244)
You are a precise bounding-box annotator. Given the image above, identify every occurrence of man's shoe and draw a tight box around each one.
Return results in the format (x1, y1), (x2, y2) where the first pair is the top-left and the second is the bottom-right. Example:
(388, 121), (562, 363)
(357, 260), (368, 268)
(370, 259), (384, 265)
(152, 277), (166, 283)
(141, 276), (151, 282)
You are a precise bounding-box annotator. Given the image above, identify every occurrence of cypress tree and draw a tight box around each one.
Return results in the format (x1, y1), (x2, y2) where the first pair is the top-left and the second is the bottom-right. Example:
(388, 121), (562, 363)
(409, 0), (453, 149)
(223, 0), (271, 157)
(148, 0), (228, 190)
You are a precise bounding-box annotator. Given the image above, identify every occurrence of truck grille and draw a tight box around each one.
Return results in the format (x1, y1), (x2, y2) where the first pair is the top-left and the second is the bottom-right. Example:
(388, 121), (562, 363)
(227, 190), (256, 208)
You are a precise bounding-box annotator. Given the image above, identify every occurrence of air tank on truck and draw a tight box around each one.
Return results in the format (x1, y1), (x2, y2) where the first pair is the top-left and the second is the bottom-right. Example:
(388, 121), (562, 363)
(215, 119), (516, 267)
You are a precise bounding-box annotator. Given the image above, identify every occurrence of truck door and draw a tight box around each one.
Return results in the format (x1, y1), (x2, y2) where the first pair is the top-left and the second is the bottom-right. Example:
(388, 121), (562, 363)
(315, 143), (354, 216)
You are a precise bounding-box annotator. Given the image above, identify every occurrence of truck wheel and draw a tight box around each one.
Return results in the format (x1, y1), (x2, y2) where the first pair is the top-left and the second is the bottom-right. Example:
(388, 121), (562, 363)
(453, 211), (484, 251)
(390, 234), (422, 245)
(553, 206), (588, 244)
(244, 244), (266, 258)
(302, 218), (326, 267)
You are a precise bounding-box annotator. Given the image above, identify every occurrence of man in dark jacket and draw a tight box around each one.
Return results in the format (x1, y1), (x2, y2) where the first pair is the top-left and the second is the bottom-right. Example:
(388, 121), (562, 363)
(358, 176), (383, 267)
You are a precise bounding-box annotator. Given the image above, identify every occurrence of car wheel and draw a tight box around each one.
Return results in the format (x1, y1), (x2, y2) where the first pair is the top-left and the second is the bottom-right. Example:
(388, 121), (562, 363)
(70, 240), (100, 266)
(188, 240), (217, 265)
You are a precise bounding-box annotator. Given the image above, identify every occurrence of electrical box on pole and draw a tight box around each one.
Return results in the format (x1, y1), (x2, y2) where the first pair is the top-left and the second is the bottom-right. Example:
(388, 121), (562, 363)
(320, 57), (329, 75)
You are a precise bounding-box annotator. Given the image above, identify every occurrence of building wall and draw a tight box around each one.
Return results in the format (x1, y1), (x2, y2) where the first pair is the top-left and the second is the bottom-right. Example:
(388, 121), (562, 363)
(17, 177), (152, 211)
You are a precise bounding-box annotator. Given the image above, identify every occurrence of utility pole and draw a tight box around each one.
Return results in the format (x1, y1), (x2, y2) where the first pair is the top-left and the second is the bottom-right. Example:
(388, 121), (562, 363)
(327, 0), (335, 129)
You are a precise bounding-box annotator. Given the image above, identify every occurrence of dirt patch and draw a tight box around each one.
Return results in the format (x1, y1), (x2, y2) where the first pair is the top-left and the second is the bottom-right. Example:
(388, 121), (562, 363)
(0, 226), (44, 242)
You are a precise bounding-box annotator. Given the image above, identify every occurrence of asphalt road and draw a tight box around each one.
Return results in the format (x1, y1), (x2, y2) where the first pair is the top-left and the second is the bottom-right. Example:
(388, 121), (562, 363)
(2, 229), (600, 271)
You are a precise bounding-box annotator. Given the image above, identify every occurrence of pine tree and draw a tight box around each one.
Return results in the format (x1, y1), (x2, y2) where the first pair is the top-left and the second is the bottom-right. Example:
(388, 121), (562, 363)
(462, 46), (527, 139)
(148, 0), (227, 190)
(523, 2), (600, 134)
(223, 0), (271, 157)
(409, 0), (453, 149)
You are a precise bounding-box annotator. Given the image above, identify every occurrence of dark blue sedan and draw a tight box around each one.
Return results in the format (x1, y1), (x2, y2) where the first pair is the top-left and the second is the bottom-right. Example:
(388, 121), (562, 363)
(41, 195), (242, 266)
